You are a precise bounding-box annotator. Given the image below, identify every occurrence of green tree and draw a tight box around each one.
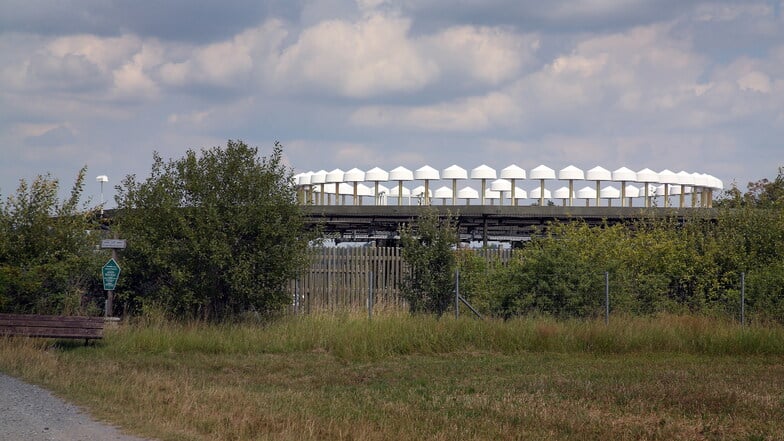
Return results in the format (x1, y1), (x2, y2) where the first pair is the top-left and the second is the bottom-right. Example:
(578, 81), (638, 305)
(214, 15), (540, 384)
(399, 209), (458, 316)
(113, 140), (310, 320)
(0, 168), (103, 315)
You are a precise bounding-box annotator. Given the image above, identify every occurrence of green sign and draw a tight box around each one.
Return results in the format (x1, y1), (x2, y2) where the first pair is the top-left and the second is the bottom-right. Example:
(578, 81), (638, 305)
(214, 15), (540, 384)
(102, 258), (121, 291)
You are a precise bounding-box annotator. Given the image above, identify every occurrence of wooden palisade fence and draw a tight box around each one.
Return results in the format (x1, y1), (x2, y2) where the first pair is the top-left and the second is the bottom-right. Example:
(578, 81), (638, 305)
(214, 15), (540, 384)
(287, 247), (514, 314)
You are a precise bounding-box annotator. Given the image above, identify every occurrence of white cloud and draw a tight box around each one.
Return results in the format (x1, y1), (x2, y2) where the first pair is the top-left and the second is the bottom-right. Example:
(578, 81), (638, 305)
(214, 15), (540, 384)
(422, 25), (539, 85)
(273, 14), (438, 97)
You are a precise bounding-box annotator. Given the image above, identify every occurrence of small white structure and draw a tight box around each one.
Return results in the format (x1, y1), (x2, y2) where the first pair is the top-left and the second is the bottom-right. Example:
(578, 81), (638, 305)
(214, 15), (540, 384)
(558, 165), (584, 206)
(600, 185), (621, 207)
(389, 184), (411, 205)
(636, 168), (659, 208)
(457, 186), (479, 205)
(344, 168), (365, 205)
(577, 186), (597, 207)
(414, 165), (439, 206)
(389, 166), (414, 206)
(434, 186), (453, 205)
(586, 166), (612, 207)
(442, 165), (468, 205)
(530, 185), (552, 205)
(553, 186), (573, 206)
(624, 184), (640, 207)
(411, 185), (432, 205)
(500, 165), (526, 206)
(676, 171), (695, 208)
(490, 179), (511, 205)
(470, 165), (497, 206)
(612, 167), (637, 207)
(326, 168), (345, 205)
(484, 188), (502, 205)
(658, 169), (678, 208)
(530, 165), (556, 206)
(365, 167), (389, 206)
(310, 170), (328, 205)
(505, 187), (527, 205)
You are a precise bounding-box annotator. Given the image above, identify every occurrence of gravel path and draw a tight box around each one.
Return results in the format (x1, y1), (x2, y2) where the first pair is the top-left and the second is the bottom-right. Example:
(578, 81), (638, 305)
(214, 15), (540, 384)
(0, 373), (152, 441)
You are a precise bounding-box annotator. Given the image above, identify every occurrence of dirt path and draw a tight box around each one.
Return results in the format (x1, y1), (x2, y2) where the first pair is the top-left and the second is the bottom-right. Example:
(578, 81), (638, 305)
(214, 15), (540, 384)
(0, 373), (152, 441)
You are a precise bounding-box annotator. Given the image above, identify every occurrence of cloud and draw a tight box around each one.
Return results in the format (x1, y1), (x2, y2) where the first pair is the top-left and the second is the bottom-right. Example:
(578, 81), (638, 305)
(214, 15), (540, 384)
(273, 14), (437, 97)
(24, 125), (77, 147)
(351, 92), (520, 131)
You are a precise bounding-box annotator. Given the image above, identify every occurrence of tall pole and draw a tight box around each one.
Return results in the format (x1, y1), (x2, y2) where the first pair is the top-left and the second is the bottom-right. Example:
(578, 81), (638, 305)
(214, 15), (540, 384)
(604, 271), (610, 325)
(455, 267), (460, 319)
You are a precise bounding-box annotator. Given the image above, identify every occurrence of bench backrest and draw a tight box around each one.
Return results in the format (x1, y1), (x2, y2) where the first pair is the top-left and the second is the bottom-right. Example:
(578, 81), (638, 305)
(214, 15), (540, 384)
(0, 313), (104, 339)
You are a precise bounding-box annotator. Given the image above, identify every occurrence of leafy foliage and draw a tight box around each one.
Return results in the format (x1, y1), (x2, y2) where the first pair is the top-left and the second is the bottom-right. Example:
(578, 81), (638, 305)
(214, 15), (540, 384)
(113, 140), (310, 320)
(0, 168), (103, 315)
(399, 209), (458, 316)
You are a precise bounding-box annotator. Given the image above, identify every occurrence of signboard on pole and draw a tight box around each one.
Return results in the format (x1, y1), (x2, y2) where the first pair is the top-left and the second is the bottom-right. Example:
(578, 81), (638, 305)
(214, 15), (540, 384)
(102, 258), (121, 291)
(100, 239), (127, 249)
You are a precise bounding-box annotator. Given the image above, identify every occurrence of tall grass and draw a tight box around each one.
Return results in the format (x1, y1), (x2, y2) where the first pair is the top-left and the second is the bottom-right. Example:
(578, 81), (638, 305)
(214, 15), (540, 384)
(101, 313), (784, 361)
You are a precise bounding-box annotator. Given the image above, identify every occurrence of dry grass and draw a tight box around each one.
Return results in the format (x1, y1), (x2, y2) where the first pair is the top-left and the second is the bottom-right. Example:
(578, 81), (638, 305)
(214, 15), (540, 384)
(1, 315), (783, 440)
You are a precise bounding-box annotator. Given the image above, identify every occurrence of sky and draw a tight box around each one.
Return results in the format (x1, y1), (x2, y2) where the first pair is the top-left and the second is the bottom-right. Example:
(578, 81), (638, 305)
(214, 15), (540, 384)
(1, 0), (783, 207)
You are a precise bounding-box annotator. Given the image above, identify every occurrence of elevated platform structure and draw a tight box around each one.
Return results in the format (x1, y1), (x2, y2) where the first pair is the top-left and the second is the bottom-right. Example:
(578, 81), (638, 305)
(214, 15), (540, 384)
(303, 205), (718, 245)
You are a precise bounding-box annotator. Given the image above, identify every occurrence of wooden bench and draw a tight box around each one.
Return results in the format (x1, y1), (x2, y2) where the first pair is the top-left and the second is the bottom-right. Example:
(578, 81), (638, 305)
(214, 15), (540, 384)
(0, 313), (104, 345)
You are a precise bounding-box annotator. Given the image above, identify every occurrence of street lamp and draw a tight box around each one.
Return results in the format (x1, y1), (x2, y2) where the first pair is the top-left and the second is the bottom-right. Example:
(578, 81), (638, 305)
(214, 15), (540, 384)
(96, 175), (108, 214)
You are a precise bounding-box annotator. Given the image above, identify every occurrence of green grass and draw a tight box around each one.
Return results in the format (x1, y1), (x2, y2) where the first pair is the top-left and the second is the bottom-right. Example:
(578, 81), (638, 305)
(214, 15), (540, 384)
(1, 314), (783, 440)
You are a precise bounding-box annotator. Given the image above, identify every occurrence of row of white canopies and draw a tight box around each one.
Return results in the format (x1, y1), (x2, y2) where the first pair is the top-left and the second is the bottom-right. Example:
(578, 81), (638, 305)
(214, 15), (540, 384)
(293, 165), (724, 208)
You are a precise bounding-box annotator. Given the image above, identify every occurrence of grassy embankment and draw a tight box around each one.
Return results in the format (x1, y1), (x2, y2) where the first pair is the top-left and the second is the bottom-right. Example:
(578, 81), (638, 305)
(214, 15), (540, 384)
(1, 314), (783, 440)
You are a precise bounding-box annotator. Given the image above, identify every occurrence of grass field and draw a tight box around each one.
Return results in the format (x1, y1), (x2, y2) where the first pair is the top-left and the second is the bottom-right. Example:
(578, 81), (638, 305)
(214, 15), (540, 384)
(1, 314), (783, 440)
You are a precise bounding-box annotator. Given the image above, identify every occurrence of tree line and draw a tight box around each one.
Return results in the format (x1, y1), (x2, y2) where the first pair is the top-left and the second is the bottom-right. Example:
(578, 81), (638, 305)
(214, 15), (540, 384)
(1, 143), (782, 322)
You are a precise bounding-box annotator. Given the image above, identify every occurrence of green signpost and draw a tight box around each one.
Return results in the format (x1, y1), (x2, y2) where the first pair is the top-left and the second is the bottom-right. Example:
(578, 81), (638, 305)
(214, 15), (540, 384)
(102, 258), (121, 291)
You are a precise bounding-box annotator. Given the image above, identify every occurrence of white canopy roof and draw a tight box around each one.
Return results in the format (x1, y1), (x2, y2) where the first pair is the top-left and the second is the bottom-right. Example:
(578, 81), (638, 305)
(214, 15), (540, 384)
(343, 168), (365, 182)
(434, 186), (453, 199)
(441, 164), (468, 180)
(658, 169), (679, 185)
(577, 186), (597, 199)
(389, 166), (414, 181)
(586, 166), (612, 181)
(600, 185), (621, 199)
(505, 187), (528, 199)
(310, 170), (328, 184)
(553, 186), (573, 199)
(490, 179), (511, 191)
(457, 186), (479, 199)
(326, 168), (345, 183)
(612, 167), (637, 182)
(365, 167), (389, 182)
(636, 168), (659, 183)
(414, 165), (440, 180)
(389, 185), (411, 197)
(530, 186), (552, 199)
(624, 184), (641, 198)
(411, 185), (432, 197)
(470, 164), (497, 180)
(500, 164), (526, 180)
(529, 164), (556, 180)
(558, 165), (584, 180)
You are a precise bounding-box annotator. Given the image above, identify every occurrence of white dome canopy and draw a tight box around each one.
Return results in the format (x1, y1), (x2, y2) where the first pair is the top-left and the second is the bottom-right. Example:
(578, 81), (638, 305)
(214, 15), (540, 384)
(389, 166), (414, 181)
(434, 186), (453, 199)
(639, 185), (656, 197)
(442, 164), (468, 180)
(530, 186), (552, 199)
(612, 167), (637, 182)
(297, 172), (312, 186)
(658, 169), (679, 185)
(365, 167), (389, 182)
(310, 170), (328, 184)
(600, 185), (621, 199)
(343, 168), (365, 182)
(484, 188), (501, 199)
(586, 166), (611, 181)
(553, 186), (573, 199)
(470, 164), (497, 180)
(490, 179), (511, 191)
(389, 185), (411, 197)
(505, 187), (527, 199)
(636, 168), (659, 183)
(624, 184), (641, 198)
(676, 171), (695, 186)
(658, 184), (682, 196)
(500, 164), (526, 180)
(338, 183), (354, 194)
(529, 165), (556, 180)
(326, 168), (345, 183)
(558, 165), (584, 180)
(414, 165), (440, 180)
(357, 183), (374, 197)
(457, 186), (479, 199)
(577, 186), (597, 199)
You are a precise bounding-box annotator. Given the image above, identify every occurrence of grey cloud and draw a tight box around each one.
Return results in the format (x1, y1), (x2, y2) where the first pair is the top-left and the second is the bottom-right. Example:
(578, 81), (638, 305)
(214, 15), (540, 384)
(0, 0), (303, 42)
(24, 126), (77, 147)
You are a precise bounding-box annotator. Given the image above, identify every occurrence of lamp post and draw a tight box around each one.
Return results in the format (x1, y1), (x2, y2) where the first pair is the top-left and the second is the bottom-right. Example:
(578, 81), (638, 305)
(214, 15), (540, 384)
(96, 175), (109, 215)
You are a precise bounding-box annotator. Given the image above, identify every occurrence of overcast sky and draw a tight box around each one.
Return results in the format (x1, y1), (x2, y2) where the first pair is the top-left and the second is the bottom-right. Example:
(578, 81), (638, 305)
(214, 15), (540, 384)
(1, 0), (783, 207)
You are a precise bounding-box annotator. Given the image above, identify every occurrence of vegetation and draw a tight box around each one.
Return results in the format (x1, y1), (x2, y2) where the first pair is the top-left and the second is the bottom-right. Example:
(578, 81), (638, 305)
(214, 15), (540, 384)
(1, 315), (783, 440)
(113, 140), (310, 320)
(0, 168), (104, 315)
(399, 209), (458, 315)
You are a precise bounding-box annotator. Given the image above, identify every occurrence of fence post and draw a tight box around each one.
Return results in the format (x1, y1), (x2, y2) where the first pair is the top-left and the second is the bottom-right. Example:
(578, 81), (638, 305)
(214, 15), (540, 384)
(604, 271), (610, 325)
(455, 266), (460, 319)
(741, 271), (745, 326)
(368, 270), (374, 320)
